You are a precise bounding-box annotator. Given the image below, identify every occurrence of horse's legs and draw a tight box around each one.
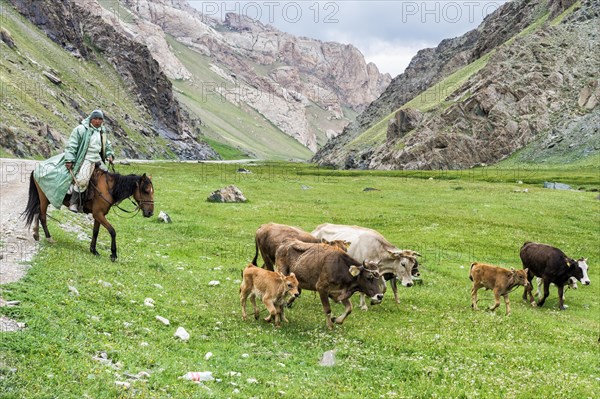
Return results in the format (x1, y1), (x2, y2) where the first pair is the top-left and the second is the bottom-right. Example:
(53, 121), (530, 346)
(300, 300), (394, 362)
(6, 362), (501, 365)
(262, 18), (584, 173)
(90, 219), (101, 256)
(38, 191), (55, 244)
(93, 212), (117, 262)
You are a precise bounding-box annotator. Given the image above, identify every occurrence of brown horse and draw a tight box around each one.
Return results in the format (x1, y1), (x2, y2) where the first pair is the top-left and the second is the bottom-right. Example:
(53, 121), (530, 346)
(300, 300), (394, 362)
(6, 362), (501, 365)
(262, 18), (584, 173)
(22, 168), (154, 262)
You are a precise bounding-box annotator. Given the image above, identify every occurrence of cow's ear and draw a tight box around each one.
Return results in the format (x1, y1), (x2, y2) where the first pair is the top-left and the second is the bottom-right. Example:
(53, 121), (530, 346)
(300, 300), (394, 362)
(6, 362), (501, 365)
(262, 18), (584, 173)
(387, 249), (400, 257)
(289, 272), (295, 278)
(510, 267), (515, 272)
(349, 265), (361, 277)
(523, 268), (528, 274)
(344, 240), (351, 248)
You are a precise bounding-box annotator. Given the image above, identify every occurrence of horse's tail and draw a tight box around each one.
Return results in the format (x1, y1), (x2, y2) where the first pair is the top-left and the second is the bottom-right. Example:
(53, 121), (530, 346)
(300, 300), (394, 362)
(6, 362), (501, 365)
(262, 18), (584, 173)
(22, 171), (40, 228)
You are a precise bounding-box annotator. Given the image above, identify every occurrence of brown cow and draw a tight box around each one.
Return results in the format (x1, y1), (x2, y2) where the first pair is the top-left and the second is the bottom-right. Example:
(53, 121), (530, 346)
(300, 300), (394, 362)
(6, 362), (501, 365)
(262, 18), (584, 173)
(240, 264), (300, 327)
(253, 223), (323, 270)
(277, 241), (383, 329)
(469, 262), (529, 316)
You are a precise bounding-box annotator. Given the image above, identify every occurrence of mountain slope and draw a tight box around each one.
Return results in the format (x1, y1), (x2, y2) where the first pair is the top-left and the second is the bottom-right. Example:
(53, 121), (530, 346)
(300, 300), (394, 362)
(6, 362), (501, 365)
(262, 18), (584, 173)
(102, 0), (390, 159)
(314, 0), (599, 169)
(1, 0), (218, 160)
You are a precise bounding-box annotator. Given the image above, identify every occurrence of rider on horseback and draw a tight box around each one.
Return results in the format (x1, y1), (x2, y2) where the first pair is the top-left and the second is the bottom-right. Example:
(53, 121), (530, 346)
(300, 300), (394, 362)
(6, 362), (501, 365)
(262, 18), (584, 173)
(64, 109), (115, 212)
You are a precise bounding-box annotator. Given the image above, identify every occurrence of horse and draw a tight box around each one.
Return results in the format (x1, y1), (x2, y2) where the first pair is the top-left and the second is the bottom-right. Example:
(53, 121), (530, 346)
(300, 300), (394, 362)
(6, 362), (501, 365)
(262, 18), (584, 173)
(22, 167), (154, 262)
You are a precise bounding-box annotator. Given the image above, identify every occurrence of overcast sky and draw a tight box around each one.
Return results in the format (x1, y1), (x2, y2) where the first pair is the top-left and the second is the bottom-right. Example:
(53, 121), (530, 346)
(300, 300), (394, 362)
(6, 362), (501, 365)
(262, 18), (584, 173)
(189, 1), (508, 77)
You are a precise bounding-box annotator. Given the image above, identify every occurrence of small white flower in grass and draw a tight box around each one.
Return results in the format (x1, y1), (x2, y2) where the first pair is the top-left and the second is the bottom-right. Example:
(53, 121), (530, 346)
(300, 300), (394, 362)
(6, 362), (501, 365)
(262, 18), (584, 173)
(232, 388), (240, 394)
(153, 284), (163, 289)
(241, 354), (249, 358)
(140, 342), (149, 347)
(277, 363), (285, 368)
(208, 280), (220, 286)
(228, 371), (241, 377)
(247, 378), (258, 384)
(205, 352), (213, 361)
(155, 316), (170, 325)
(144, 298), (155, 307)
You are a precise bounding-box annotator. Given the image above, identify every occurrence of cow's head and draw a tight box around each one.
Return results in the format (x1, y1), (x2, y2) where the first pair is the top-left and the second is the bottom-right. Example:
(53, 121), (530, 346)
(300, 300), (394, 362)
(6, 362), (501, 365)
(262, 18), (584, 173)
(388, 249), (420, 287)
(566, 257), (590, 285)
(281, 272), (300, 299)
(349, 261), (384, 304)
(510, 268), (529, 287)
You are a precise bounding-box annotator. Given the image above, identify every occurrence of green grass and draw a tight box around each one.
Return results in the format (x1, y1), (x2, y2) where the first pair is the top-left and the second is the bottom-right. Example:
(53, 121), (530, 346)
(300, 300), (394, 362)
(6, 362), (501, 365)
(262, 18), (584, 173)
(1, 162), (598, 398)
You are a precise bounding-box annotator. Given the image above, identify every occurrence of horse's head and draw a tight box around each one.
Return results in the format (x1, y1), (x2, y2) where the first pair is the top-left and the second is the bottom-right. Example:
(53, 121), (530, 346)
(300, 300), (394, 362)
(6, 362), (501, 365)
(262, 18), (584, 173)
(134, 174), (154, 218)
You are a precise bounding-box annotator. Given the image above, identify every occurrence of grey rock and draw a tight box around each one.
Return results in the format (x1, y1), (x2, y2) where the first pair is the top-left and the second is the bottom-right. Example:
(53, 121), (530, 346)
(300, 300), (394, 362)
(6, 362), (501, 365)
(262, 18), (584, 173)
(207, 185), (247, 203)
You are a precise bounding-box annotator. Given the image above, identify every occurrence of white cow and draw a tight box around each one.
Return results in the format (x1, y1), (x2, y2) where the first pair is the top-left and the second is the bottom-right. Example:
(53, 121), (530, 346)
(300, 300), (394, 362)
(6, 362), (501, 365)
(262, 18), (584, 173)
(311, 223), (419, 310)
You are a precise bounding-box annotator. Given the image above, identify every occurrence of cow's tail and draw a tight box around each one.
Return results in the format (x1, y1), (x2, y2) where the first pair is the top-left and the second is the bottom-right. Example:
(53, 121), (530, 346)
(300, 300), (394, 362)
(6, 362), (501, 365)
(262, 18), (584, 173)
(251, 238), (259, 266)
(468, 262), (476, 281)
(21, 171), (40, 228)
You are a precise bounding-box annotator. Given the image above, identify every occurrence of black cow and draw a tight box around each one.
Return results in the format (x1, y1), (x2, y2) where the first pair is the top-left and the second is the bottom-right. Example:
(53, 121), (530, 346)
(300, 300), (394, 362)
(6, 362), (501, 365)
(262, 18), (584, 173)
(520, 242), (590, 310)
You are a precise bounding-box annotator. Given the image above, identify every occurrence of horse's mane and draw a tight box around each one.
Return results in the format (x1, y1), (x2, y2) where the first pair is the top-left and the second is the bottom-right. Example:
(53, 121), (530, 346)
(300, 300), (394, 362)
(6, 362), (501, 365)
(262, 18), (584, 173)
(108, 173), (141, 203)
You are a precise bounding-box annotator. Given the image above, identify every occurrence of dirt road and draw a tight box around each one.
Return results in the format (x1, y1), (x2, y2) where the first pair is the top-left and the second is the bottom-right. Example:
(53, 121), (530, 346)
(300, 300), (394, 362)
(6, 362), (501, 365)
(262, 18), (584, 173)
(0, 158), (40, 332)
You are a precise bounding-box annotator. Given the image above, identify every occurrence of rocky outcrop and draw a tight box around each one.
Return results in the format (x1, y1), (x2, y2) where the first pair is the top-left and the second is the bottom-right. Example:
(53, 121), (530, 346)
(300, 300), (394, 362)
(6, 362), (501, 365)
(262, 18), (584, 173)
(9, 0), (218, 160)
(314, 0), (599, 169)
(113, 1), (391, 152)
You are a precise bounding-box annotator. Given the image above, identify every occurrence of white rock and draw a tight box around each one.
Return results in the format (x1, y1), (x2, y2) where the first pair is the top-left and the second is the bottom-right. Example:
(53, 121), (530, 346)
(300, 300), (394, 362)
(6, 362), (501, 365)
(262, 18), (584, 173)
(153, 284), (164, 289)
(319, 350), (336, 367)
(68, 285), (80, 296)
(144, 298), (155, 307)
(174, 326), (190, 341)
(155, 315), (170, 325)
(115, 381), (131, 389)
(208, 280), (220, 286)
(204, 352), (213, 361)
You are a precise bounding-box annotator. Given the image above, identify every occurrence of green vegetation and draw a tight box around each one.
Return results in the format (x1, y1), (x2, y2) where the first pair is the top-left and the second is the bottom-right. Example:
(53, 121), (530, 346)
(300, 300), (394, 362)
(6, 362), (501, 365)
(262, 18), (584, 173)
(1, 162), (598, 398)
(202, 137), (250, 160)
(0, 1), (174, 159)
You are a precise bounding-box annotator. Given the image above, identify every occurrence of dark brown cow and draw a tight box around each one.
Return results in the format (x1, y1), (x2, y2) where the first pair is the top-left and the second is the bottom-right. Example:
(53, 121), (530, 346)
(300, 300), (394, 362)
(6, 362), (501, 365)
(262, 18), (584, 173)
(276, 240), (384, 329)
(469, 262), (529, 316)
(520, 242), (590, 310)
(240, 264), (300, 327)
(252, 223), (322, 270)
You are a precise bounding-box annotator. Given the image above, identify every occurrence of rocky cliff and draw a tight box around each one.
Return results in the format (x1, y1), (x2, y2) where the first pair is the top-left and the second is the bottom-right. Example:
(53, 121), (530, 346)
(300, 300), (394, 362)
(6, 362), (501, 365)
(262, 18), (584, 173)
(4, 0), (218, 160)
(314, 0), (599, 169)
(109, 0), (391, 153)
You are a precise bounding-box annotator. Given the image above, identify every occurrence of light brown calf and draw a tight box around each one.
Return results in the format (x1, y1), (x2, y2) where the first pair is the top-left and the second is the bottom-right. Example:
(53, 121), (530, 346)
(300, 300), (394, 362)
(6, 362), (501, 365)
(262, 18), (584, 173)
(240, 264), (300, 327)
(469, 262), (529, 316)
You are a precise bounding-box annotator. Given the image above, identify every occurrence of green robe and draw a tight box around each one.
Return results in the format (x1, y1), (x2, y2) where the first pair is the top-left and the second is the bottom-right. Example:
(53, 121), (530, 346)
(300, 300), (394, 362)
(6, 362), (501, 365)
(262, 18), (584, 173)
(33, 114), (115, 209)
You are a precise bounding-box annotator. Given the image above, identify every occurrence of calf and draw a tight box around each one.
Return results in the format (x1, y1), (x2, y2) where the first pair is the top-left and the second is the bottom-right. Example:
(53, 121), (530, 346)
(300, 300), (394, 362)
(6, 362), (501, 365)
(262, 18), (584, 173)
(520, 242), (590, 310)
(469, 262), (529, 316)
(240, 264), (300, 327)
(277, 241), (383, 329)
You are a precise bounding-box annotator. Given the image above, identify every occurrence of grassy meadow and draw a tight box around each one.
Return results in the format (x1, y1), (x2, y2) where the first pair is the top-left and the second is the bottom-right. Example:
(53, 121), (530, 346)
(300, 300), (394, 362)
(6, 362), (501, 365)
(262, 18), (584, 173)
(1, 161), (599, 398)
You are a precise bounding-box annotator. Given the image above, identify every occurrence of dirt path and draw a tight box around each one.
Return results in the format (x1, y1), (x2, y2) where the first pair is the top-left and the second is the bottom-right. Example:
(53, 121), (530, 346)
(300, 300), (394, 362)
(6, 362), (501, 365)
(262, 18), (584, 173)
(0, 158), (40, 332)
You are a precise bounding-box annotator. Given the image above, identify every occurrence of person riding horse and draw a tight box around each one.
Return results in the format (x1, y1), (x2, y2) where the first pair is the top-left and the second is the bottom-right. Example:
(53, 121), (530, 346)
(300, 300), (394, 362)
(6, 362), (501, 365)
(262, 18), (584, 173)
(34, 109), (114, 212)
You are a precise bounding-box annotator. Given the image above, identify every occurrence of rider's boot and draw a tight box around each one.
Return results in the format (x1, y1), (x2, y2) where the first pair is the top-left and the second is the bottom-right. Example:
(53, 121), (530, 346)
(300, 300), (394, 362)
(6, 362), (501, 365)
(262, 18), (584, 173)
(69, 191), (80, 213)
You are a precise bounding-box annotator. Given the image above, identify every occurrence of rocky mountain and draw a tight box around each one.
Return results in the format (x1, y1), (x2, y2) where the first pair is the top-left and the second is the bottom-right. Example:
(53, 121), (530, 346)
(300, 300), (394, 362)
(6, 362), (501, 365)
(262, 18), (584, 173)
(1, 0), (217, 160)
(314, 0), (599, 169)
(104, 0), (391, 156)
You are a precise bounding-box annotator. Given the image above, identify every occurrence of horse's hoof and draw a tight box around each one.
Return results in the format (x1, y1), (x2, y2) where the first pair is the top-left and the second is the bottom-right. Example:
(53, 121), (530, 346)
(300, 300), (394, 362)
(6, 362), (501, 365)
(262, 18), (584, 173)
(110, 256), (117, 262)
(33, 234), (39, 241)
(46, 237), (56, 244)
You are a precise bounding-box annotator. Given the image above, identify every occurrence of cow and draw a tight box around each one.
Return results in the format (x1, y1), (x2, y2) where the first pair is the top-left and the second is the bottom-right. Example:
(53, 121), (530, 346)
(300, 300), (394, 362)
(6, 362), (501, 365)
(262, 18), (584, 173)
(469, 262), (529, 316)
(252, 222), (325, 270)
(520, 242), (590, 310)
(311, 223), (419, 310)
(276, 240), (384, 329)
(240, 264), (300, 327)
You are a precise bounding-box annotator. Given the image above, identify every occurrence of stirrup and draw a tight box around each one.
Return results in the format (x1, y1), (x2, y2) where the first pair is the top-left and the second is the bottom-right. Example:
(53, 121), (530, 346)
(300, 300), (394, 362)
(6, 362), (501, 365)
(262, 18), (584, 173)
(69, 203), (79, 213)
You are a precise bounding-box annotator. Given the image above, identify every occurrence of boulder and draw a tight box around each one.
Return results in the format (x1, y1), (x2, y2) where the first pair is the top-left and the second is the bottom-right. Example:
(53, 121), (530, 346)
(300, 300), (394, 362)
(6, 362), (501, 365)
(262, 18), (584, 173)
(207, 185), (247, 203)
